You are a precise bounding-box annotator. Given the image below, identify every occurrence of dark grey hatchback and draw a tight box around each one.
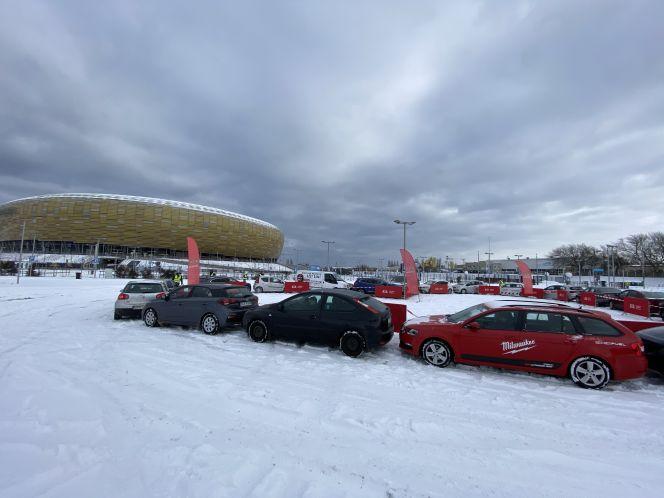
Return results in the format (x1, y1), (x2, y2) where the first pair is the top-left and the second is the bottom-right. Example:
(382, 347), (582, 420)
(142, 284), (258, 334)
(241, 289), (394, 357)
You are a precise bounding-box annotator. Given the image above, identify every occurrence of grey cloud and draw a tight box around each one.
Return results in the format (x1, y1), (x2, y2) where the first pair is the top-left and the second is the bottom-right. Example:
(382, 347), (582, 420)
(1, 0), (663, 266)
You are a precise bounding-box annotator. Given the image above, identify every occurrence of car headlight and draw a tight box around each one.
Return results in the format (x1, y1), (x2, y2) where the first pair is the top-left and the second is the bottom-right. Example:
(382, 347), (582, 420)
(404, 328), (419, 336)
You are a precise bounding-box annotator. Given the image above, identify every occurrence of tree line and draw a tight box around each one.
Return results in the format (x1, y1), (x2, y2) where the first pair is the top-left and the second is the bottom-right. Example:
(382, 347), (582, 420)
(549, 232), (664, 277)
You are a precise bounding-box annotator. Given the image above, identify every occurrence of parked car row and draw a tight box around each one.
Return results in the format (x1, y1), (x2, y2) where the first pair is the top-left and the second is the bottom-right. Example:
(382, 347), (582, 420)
(113, 280), (662, 387)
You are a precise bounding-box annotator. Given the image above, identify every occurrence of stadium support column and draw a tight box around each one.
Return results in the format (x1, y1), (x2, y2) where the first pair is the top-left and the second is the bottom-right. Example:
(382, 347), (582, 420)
(16, 221), (25, 284)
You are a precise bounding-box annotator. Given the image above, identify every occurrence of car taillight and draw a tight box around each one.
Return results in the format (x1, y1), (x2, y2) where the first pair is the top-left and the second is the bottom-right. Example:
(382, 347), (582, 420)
(631, 343), (644, 356)
(156, 292), (165, 299)
(117, 293), (129, 300)
(219, 298), (240, 305)
(354, 298), (379, 314)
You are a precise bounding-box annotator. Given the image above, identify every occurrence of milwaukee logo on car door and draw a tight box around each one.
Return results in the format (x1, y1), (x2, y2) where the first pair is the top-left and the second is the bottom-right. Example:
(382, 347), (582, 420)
(460, 310), (577, 369)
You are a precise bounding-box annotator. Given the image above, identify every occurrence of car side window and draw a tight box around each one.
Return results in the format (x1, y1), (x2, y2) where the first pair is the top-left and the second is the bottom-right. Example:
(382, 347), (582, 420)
(323, 295), (356, 312)
(191, 287), (212, 298)
(324, 274), (337, 284)
(577, 317), (622, 337)
(172, 286), (191, 299)
(282, 294), (322, 312)
(474, 311), (519, 331)
(523, 312), (575, 333)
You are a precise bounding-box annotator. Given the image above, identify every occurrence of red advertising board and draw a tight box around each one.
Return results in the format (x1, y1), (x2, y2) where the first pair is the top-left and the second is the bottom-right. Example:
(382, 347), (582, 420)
(375, 285), (403, 298)
(555, 289), (569, 301)
(383, 302), (407, 332)
(532, 288), (545, 299)
(429, 283), (449, 294)
(579, 292), (597, 307)
(623, 297), (650, 318)
(283, 281), (310, 293)
(478, 285), (500, 295)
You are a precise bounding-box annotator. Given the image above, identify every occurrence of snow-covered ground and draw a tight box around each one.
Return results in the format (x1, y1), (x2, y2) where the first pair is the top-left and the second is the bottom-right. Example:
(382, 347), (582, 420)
(1, 277), (663, 497)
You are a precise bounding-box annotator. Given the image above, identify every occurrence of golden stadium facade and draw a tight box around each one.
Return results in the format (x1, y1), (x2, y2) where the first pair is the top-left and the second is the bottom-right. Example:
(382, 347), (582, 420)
(0, 194), (284, 260)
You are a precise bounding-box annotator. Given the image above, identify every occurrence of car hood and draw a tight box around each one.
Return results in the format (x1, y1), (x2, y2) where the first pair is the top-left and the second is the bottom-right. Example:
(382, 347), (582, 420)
(404, 314), (451, 327)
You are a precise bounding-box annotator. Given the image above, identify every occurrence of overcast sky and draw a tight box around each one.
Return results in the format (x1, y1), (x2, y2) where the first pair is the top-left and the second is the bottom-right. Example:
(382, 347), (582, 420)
(1, 0), (663, 266)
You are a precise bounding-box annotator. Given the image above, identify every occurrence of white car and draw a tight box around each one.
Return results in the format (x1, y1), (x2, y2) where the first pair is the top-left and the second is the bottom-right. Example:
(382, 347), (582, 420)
(254, 276), (285, 293)
(294, 270), (350, 289)
(114, 279), (175, 319)
(500, 282), (524, 296)
(451, 280), (486, 294)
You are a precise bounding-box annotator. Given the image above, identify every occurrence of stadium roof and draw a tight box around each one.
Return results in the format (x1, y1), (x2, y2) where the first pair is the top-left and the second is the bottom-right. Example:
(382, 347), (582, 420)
(3, 193), (277, 229)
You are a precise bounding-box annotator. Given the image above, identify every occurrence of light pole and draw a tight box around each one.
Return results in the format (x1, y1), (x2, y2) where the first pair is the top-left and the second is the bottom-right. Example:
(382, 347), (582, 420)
(394, 220), (415, 298)
(321, 241), (335, 271)
(514, 254), (523, 260)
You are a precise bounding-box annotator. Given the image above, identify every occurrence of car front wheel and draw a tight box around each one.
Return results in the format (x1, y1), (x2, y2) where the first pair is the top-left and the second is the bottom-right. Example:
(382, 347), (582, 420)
(248, 320), (269, 342)
(570, 356), (611, 389)
(422, 339), (453, 367)
(201, 313), (220, 335)
(460, 289), (467, 294)
(144, 308), (159, 327)
(340, 331), (365, 357)
(254, 286), (263, 293)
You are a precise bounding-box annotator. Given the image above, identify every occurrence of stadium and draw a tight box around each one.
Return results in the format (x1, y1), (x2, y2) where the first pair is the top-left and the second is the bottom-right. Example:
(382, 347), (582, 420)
(0, 194), (284, 262)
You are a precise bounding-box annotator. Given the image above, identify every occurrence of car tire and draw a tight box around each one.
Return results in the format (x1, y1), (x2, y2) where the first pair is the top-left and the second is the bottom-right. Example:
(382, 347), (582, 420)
(448, 288), (454, 294)
(248, 320), (269, 342)
(114, 310), (121, 320)
(421, 339), (453, 368)
(144, 308), (159, 327)
(255, 286), (263, 293)
(201, 313), (220, 335)
(570, 356), (611, 389)
(609, 301), (615, 310)
(460, 289), (467, 294)
(340, 331), (365, 358)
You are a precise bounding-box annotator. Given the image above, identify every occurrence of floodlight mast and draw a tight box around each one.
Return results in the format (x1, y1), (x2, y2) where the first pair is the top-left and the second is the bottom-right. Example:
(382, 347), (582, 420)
(394, 220), (416, 298)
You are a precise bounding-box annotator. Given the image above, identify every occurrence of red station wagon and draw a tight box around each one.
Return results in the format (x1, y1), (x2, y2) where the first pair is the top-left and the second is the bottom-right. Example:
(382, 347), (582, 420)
(399, 302), (647, 389)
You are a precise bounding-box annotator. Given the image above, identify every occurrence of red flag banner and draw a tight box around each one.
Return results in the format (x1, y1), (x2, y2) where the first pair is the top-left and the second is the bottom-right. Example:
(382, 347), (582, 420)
(515, 260), (534, 296)
(400, 249), (420, 298)
(187, 236), (200, 285)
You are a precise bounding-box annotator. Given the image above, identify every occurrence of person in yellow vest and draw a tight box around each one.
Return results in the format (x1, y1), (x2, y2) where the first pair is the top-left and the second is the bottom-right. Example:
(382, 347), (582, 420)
(173, 272), (182, 286)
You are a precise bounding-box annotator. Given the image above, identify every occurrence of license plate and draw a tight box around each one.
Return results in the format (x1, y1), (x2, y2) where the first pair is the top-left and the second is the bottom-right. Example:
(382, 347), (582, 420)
(240, 302), (252, 307)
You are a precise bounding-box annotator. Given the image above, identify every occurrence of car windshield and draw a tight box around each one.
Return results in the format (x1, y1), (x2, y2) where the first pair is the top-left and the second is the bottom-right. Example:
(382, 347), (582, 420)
(643, 292), (664, 299)
(448, 304), (489, 323)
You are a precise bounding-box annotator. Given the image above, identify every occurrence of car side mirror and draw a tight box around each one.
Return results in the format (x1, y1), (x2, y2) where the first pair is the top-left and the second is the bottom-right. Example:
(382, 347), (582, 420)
(164, 293), (171, 301)
(466, 321), (480, 330)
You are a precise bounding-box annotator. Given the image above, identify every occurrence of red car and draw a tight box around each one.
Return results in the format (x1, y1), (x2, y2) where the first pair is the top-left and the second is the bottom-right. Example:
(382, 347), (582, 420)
(399, 302), (647, 389)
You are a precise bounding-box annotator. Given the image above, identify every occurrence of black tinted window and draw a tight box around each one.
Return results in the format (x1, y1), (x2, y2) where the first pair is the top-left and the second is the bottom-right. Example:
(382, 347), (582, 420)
(192, 287), (212, 298)
(523, 312), (575, 333)
(283, 294), (322, 312)
(171, 286), (191, 299)
(474, 311), (519, 330)
(124, 283), (163, 293)
(577, 317), (622, 337)
(323, 296), (357, 312)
